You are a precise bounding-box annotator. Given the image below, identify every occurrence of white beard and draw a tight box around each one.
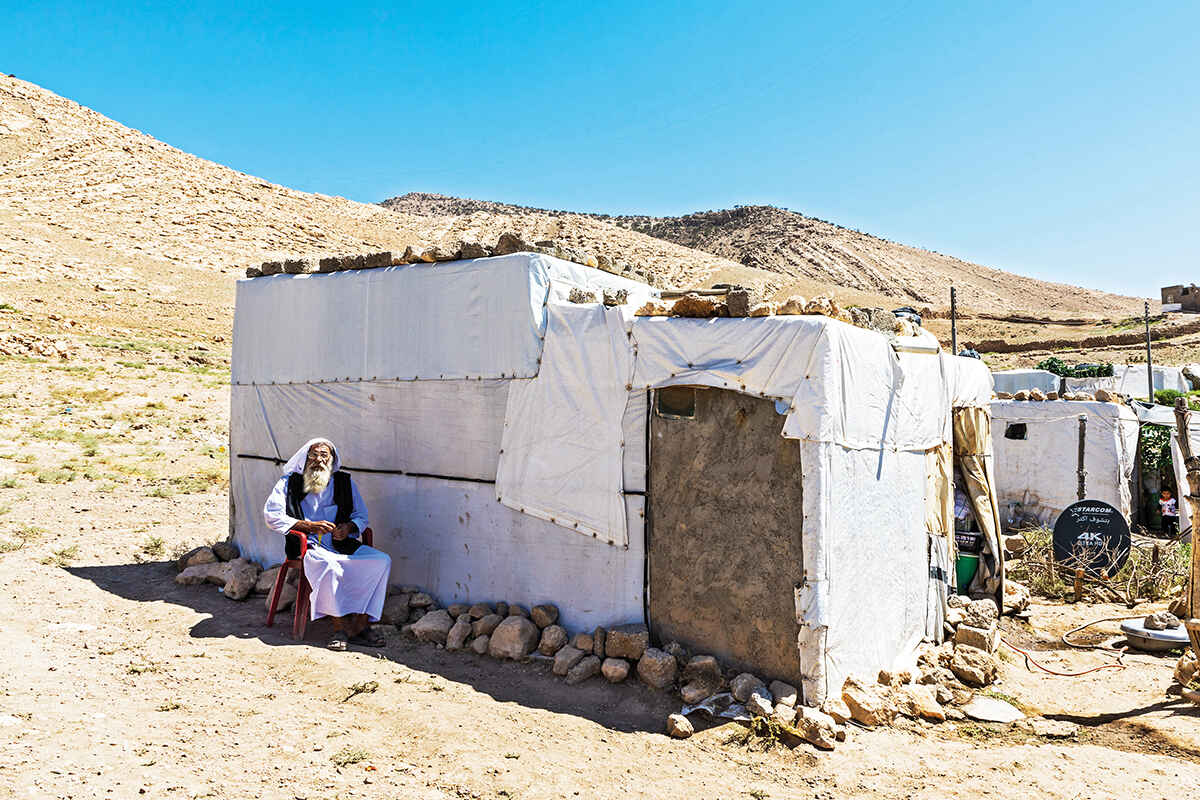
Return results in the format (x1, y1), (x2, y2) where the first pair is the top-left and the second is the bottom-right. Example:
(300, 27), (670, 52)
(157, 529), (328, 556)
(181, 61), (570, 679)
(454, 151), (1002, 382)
(302, 464), (332, 496)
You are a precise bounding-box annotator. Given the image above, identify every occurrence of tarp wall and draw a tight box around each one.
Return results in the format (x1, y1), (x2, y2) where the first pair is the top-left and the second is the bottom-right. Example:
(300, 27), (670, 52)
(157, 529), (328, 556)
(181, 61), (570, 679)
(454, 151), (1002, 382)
(992, 369), (1060, 395)
(230, 458), (643, 631)
(1065, 365), (1189, 399)
(796, 442), (929, 704)
(231, 254), (956, 699)
(497, 305), (953, 547)
(942, 355), (994, 409)
(990, 400), (1138, 528)
(231, 253), (653, 385)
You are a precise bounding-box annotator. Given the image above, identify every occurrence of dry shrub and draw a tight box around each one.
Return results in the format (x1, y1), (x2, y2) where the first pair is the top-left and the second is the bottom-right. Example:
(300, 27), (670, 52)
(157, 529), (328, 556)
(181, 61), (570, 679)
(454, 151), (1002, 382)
(1009, 526), (1189, 606)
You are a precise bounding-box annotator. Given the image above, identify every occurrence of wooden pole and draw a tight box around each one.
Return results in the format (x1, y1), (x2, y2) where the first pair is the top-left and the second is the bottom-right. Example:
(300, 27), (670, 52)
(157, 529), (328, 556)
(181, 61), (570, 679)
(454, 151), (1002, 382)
(1170, 398), (1200, 658)
(1146, 301), (1154, 402)
(1077, 415), (1087, 501)
(951, 287), (958, 356)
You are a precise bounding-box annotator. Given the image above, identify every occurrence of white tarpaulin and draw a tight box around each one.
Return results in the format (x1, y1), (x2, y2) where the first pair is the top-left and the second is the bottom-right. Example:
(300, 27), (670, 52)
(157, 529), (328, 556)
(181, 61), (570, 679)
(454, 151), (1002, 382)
(231, 253), (652, 386)
(1065, 365), (1189, 399)
(231, 380), (511, 482)
(990, 400), (1138, 528)
(230, 457), (644, 631)
(630, 315), (951, 451)
(992, 369), (1060, 396)
(229, 254), (655, 624)
(942, 355), (994, 409)
(795, 442), (930, 702)
(496, 304), (635, 546)
(496, 307), (954, 549)
(490, 303), (951, 702)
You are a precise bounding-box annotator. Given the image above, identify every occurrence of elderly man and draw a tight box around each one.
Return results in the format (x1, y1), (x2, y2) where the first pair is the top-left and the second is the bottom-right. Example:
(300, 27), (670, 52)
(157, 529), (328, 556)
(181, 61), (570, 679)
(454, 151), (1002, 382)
(264, 438), (391, 650)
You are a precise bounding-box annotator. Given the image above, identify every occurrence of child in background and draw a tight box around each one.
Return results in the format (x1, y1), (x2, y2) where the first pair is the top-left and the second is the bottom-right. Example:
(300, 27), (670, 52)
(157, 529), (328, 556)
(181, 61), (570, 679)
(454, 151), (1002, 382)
(1160, 488), (1179, 536)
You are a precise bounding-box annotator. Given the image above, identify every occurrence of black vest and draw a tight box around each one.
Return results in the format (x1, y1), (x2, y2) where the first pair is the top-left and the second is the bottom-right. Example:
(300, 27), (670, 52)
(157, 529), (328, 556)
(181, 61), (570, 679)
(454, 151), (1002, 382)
(285, 470), (353, 523)
(284, 471), (359, 557)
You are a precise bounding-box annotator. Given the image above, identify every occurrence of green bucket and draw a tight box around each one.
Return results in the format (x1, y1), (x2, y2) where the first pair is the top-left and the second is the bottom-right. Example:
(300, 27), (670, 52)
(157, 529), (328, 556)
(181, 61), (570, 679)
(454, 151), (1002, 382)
(955, 553), (980, 595)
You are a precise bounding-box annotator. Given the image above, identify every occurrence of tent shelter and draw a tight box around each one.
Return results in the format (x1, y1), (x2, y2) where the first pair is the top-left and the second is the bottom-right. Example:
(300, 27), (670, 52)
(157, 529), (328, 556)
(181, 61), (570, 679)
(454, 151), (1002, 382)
(230, 252), (994, 704)
(1063, 364), (1189, 400)
(990, 400), (1139, 529)
(992, 369), (1061, 396)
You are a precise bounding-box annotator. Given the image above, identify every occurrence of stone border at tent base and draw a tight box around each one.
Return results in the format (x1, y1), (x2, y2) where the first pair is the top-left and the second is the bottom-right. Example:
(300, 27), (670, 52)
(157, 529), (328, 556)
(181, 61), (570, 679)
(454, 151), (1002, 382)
(173, 543), (1016, 749)
(374, 586), (1013, 748)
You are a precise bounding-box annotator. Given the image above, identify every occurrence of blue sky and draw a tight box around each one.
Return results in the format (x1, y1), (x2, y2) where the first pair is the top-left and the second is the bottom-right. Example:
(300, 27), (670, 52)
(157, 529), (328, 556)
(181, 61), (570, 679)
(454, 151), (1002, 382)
(3, 1), (1197, 297)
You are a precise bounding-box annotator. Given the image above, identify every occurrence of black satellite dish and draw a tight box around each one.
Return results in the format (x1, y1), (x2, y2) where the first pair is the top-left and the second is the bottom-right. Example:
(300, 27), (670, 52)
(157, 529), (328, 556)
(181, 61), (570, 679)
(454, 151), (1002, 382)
(1052, 500), (1130, 578)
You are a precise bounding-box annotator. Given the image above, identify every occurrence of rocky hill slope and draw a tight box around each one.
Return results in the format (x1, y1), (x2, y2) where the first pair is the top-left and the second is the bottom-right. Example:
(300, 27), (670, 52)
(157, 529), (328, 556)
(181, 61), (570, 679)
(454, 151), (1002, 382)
(383, 193), (1144, 316)
(0, 76), (773, 300)
(0, 74), (1154, 367)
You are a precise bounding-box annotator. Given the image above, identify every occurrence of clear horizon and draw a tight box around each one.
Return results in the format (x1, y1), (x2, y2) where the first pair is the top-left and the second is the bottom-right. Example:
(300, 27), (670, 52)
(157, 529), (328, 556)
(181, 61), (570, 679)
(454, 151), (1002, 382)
(4, 1), (1197, 298)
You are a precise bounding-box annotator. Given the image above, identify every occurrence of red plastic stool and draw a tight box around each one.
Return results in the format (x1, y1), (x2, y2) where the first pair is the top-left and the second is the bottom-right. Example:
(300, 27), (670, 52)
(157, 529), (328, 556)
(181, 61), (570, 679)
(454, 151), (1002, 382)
(265, 526), (373, 640)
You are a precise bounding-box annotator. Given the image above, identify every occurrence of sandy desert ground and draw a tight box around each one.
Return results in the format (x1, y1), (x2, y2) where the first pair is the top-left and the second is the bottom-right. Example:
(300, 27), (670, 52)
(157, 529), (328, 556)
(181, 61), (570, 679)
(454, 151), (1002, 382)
(0, 306), (1197, 800)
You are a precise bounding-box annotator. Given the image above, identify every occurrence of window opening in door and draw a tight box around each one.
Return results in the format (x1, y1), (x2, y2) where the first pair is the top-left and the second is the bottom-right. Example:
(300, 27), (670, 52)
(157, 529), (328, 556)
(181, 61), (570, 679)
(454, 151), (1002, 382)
(655, 386), (697, 419)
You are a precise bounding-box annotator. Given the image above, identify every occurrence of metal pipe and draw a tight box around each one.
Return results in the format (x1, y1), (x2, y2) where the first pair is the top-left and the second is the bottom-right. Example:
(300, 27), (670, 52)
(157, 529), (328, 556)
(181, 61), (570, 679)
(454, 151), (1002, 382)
(1146, 300), (1154, 402)
(1077, 414), (1088, 500)
(951, 286), (958, 355)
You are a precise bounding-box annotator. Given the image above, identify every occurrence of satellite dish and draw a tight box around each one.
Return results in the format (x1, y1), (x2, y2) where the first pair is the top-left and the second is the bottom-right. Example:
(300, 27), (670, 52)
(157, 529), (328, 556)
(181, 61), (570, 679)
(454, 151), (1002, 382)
(1052, 500), (1130, 578)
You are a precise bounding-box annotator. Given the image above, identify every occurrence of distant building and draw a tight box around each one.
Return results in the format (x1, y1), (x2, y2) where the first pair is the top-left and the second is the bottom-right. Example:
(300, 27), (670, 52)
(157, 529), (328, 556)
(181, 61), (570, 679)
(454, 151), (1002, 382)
(1161, 284), (1200, 312)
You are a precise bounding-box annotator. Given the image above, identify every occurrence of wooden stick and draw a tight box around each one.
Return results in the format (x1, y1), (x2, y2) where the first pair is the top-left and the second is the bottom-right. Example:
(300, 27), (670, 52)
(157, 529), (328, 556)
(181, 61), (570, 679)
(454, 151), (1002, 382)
(1171, 398), (1200, 659)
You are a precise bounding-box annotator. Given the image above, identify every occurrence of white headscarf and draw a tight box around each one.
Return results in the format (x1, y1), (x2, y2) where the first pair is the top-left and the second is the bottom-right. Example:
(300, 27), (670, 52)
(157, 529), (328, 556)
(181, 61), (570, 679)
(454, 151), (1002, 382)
(280, 438), (341, 477)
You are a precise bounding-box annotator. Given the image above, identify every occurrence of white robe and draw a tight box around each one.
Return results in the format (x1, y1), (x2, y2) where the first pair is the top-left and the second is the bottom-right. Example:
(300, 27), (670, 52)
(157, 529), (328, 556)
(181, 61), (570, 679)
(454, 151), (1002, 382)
(262, 441), (390, 621)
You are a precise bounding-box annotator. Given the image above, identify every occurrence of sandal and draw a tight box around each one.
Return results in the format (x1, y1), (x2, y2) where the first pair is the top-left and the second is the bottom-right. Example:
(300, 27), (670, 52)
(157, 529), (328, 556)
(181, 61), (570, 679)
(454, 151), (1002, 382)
(328, 631), (349, 651)
(351, 627), (386, 648)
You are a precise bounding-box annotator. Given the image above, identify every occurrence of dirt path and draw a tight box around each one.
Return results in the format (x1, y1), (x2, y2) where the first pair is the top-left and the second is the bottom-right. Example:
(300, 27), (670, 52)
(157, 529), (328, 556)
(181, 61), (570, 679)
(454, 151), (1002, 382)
(0, 319), (1198, 799)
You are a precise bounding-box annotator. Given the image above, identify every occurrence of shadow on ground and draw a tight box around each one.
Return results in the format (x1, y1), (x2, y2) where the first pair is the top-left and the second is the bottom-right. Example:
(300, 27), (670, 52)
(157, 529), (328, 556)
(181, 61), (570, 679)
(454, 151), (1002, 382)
(1044, 697), (1200, 760)
(66, 560), (678, 735)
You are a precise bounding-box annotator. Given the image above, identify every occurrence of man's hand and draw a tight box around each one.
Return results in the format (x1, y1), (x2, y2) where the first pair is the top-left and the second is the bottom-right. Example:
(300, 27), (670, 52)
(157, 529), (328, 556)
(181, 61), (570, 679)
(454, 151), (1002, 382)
(332, 523), (357, 541)
(296, 520), (335, 536)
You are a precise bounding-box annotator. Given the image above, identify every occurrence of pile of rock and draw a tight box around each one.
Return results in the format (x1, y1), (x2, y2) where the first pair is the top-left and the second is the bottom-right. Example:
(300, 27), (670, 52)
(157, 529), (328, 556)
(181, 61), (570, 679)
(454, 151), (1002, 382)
(829, 603), (1010, 733)
(244, 234), (649, 282)
(996, 389), (1120, 403)
(1175, 649), (1199, 703)
(387, 597), (683, 692)
(376, 589), (845, 750)
(174, 540), (264, 601)
(0, 332), (74, 360)
(173, 540), (311, 609)
(632, 291), (909, 337)
(941, 596), (1004, 686)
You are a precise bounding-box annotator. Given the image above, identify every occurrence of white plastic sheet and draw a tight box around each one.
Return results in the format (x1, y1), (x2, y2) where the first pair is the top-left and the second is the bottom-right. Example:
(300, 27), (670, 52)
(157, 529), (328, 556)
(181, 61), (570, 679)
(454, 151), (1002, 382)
(942, 355), (994, 408)
(990, 400), (1138, 527)
(231, 253), (652, 386)
(496, 310), (953, 548)
(992, 369), (1061, 396)
(230, 457), (645, 631)
(496, 303), (634, 546)
(231, 380), (510, 483)
(1065, 365), (1189, 400)
(795, 442), (930, 704)
(631, 315), (951, 451)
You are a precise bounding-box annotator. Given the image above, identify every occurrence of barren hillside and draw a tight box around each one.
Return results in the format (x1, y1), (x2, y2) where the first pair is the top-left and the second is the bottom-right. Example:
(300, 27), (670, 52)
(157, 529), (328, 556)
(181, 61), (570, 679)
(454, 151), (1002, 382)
(384, 194), (1145, 317)
(0, 75), (1172, 369)
(0, 76), (778, 304)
